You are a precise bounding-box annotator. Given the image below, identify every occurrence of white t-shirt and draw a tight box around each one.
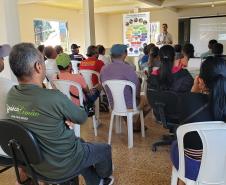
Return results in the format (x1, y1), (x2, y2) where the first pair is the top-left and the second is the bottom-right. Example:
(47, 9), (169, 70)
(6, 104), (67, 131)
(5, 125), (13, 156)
(156, 32), (173, 46)
(98, 54), (111, 65)
(45, 59), (59, 81)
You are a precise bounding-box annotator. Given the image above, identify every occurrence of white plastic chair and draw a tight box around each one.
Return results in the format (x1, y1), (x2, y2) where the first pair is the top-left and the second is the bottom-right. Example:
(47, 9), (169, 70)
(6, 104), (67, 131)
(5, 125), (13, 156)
(52, 79), (98, 137)
(79, 69), (100, 123)
(171, 121), (226, 185)
(0, 78), (17, 156)
(103, 80), (145, 148)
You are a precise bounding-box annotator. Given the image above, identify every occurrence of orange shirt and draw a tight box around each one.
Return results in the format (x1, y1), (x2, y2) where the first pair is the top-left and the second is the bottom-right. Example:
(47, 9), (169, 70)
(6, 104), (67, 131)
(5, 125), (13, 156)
(79, 56), (104, 85)
(58, 71), (87, 105)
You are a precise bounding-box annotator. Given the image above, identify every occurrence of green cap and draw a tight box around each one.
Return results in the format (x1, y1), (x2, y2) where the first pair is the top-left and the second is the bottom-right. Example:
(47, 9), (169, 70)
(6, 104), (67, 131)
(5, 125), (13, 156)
(56, 53), (71, 68)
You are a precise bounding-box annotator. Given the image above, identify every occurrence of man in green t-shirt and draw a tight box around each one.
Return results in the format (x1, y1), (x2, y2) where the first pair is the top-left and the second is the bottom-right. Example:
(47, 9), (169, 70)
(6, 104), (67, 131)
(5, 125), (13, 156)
(6, 43), (114, 185)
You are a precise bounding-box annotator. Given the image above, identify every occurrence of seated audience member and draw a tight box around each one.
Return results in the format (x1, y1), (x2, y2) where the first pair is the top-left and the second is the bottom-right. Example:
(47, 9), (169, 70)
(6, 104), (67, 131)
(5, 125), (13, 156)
(212, 43), (224, 57)
(44, 46), (59, 81)
(7, 43), (114, 185)
(70, 43), (86, 61)
(0, 44), (11, 73)
(148, 45), (193, 93)
(55, 45), (64, 55)
(56, 53), (101, 106)
(171, 56), (226, 185)
(200, 39), (217, 60)
(148, 46), (160, 73)
(37, 45), (47, 60)
(176, 43), (194, 68)
(97, 45), (111, 65)
(138, 43), (155, 70)
(80, 45), (105, 86)
(100, 44), (148, 131)
(174, 44), (182, 60)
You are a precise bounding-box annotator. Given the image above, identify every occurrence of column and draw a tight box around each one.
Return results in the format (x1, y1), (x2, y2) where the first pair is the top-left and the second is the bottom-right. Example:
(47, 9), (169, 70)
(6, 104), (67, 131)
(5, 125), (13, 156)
(0, 0), (21, 80)
(83, 0), (96, 49)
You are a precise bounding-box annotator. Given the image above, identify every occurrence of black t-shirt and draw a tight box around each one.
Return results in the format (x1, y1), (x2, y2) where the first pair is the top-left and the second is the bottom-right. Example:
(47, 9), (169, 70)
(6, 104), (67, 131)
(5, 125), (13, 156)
(179, 93), (213, 149)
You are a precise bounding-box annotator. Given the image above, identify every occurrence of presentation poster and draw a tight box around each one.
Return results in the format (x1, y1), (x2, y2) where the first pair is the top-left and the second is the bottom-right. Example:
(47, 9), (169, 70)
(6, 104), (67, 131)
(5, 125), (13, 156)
(123, 12), (150, 56)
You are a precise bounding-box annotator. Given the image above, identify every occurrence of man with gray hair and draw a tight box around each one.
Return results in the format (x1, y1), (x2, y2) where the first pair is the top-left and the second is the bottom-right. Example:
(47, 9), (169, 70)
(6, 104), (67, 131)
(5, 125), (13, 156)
(7, 43), (114, 185)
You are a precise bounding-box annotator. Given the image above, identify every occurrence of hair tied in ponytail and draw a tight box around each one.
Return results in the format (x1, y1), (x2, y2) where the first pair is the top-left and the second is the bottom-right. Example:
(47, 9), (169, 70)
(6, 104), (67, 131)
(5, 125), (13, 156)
(163, 56), (168, 59)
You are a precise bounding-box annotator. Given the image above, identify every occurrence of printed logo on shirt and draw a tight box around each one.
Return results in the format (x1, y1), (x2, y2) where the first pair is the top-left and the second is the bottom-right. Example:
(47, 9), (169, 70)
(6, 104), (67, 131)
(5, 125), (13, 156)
(81, 61), (95, 66)
(6, 104), (40, 120)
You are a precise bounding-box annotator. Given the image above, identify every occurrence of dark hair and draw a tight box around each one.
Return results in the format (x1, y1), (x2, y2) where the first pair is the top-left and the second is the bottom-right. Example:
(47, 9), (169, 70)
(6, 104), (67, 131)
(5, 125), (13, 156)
(57, 65), (68, 70)
(44, 46), (55, 59)
(97, 45), (105, 55)
(162, 23), (168, 27)
(55, 45), (63, 54)
(158, 45), (175, 90)
(200, 56), (226, 121)
(71, 44), (79, 49)
(145, 43), (155, 55)
(212, 43), (223, 56)
(86, 45), (98, 57)
(208, 39), (218, 49)
(37, 45), (45, 53)
(174, 44), (182, 53)
(150, 46), (159, 58)
(148, 46), (160, 72)
(182, 43), (194, 59)
(9, 43), (43, 79)
(143, 45), (149, 55)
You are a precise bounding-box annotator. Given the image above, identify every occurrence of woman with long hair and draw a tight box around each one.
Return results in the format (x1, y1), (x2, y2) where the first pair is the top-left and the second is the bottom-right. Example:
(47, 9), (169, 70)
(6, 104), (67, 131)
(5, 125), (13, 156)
(148, 45), (193, 93)
(171, 56), (226, 185)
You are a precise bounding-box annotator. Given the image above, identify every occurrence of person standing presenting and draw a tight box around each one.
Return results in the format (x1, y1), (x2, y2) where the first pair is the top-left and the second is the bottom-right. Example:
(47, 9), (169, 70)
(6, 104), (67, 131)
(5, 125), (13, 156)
(156, 23), (173, 46)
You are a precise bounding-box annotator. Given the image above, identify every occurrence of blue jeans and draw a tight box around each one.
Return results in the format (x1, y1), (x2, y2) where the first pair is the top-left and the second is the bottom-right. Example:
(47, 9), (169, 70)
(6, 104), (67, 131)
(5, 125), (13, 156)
(171, 141), (201, 180)
(78, 143), (112, 185)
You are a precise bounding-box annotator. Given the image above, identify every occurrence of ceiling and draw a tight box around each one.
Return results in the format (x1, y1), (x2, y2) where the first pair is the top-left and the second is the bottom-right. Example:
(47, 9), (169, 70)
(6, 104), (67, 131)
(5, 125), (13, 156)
(18, 0), (226, 13)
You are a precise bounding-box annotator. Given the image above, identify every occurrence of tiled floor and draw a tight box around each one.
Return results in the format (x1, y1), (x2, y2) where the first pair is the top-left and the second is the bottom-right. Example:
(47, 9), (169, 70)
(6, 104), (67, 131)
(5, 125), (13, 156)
(0, 111), (172, 185)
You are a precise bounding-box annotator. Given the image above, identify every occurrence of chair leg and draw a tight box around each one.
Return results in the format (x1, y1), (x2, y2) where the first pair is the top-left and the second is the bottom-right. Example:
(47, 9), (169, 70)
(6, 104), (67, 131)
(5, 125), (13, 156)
(95, 98), (100, 121)
(108, 114), (114, 145)
(92, 115), (97, 136)
(171, 166), (178, 185)
(127, 114), (133, 148)
(115, 116), (121, 134)
(119, 116), (122, 133)
(140, 111), (145, 137)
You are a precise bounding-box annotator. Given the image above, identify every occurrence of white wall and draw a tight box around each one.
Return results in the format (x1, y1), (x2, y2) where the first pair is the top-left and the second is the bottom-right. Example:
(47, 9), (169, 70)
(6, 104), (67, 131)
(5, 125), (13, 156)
(18, 4), (109, 54)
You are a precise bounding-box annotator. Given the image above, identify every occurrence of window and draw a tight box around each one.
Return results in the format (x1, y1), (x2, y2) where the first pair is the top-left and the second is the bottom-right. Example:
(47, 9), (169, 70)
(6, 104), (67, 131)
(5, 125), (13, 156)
(33, 19), (69, 52)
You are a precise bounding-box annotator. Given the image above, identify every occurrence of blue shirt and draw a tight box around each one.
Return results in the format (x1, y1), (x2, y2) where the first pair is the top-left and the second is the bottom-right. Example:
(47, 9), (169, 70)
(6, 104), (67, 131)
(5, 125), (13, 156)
(100, 59), (140, 109)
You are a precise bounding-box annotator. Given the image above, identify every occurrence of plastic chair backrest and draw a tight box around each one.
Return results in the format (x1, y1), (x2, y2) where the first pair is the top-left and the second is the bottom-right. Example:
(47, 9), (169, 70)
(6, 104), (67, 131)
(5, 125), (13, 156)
(102, 80), (137, 113)
(51, 80), (84, 106)
(0, 119), (43, 165)
(79, 70), (100, 89)
(177, 121), (226, 185)
(0, 78), (17, 119)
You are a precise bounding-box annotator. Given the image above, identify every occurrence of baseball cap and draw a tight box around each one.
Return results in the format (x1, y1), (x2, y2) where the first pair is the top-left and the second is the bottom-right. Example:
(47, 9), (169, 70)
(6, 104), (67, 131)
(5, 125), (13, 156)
(56, 53), (71, 68)
(0, 44), (11, 58)
(71, 44), (80, 49)
(110, 44), (127, 56)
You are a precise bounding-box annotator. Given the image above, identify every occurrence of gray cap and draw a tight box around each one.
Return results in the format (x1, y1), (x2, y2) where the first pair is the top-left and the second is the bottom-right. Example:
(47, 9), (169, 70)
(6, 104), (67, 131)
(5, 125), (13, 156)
(0, 44), (11, 58)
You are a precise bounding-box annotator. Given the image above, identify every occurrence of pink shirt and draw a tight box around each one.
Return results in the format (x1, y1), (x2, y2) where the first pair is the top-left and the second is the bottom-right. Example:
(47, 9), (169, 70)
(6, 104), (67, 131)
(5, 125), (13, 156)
(58, 72), (87, 105)
(151, 66), (182, 75)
